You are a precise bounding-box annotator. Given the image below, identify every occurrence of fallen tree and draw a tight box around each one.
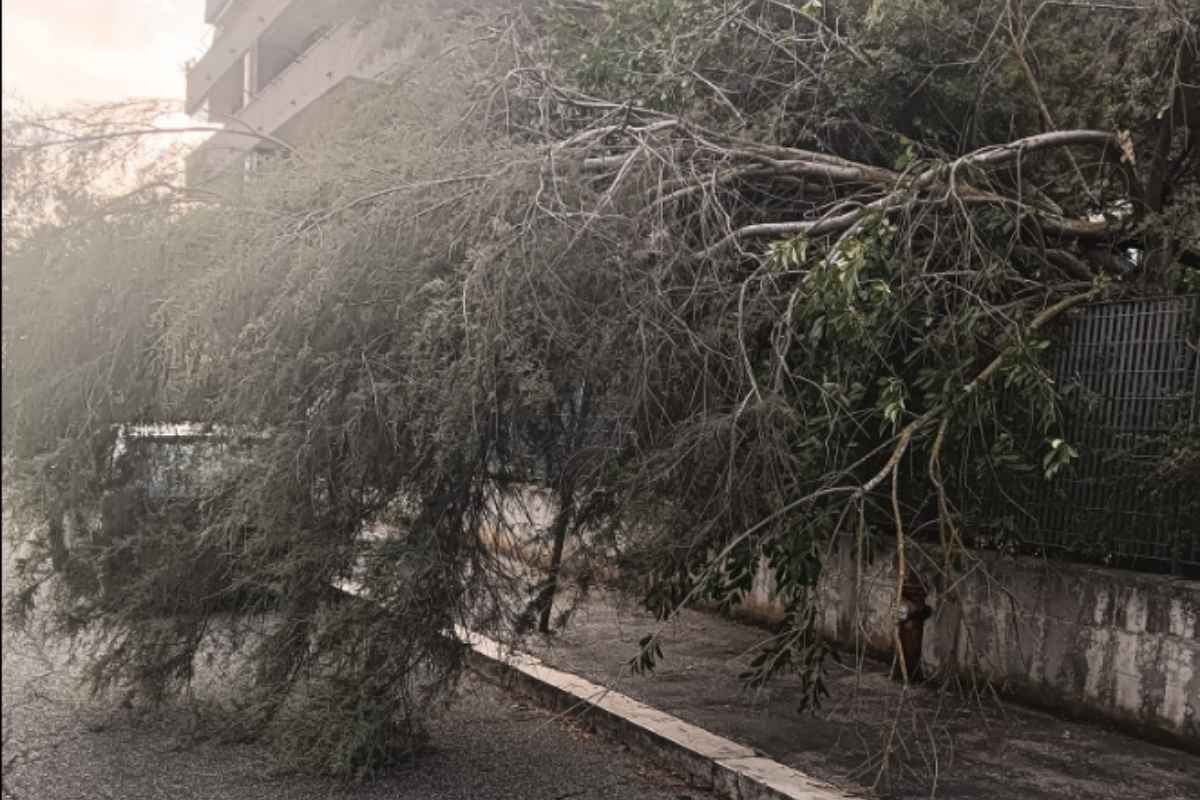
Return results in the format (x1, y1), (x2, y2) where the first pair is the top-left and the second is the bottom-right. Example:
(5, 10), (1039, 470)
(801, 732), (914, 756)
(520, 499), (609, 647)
(3, 0), (1197, 782)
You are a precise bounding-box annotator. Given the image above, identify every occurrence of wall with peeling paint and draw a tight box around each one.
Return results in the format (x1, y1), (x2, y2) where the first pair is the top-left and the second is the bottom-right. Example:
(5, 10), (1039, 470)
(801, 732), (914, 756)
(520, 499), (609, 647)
(477, 487), (1199, 744)
(743, 542), (1200, 746)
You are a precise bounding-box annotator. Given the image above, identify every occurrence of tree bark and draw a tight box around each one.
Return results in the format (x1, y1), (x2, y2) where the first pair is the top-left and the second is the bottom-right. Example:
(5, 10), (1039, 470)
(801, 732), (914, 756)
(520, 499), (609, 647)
(536, 479), (574, 634)
(47, 507), (69, 573)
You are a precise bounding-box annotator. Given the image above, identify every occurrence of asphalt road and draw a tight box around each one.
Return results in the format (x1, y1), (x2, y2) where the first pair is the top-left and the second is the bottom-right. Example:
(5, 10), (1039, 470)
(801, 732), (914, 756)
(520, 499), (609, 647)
(2, 626), (708, 800)
(0, 526), (705, 800)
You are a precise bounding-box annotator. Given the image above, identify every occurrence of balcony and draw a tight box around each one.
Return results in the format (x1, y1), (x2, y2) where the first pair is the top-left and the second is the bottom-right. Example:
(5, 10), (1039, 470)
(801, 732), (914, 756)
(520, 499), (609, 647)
(186, 0), (367, 116)
(186, 18), (393, 186)
(187, 0), (294, 115)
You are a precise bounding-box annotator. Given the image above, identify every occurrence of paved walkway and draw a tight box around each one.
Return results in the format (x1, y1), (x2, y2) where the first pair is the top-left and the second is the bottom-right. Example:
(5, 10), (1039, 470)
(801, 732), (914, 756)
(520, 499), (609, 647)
(522, 592), (1200, 800)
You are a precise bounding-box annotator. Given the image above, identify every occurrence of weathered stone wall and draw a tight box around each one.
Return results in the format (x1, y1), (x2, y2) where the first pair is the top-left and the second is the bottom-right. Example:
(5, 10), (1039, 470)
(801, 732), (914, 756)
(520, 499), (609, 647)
(743, 543), (1200, 746)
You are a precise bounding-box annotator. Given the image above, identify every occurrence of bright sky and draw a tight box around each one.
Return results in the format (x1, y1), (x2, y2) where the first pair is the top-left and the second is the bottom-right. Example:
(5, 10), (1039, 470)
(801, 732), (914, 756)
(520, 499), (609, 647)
(1, 0), (210, 111)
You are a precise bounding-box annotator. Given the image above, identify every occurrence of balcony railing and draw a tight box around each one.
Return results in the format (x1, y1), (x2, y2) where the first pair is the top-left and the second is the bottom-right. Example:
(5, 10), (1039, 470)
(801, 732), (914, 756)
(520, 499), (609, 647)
(187, 0), (370, 116)
(186, 19), (389, 185)
(186, 0), (296, 115)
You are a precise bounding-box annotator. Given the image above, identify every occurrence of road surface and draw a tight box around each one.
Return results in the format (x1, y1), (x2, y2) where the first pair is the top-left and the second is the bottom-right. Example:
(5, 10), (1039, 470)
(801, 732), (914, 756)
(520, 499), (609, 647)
(2, 628), (706, 800)
(1, 513), (704, 800)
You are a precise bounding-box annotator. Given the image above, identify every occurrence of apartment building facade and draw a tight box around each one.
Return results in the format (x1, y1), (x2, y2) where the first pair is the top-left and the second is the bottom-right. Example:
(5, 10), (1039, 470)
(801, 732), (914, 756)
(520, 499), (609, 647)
(186, 0), (397, 187)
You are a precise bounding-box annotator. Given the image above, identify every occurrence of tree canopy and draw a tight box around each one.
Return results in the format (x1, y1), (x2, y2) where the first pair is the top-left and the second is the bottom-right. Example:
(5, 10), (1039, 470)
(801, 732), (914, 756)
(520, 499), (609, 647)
(3, 0), (1198, 777)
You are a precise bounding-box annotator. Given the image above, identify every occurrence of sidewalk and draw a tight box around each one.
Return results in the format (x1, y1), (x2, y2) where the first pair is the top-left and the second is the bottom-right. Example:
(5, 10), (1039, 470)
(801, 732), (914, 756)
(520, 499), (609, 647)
(511, 592), (1199, 800)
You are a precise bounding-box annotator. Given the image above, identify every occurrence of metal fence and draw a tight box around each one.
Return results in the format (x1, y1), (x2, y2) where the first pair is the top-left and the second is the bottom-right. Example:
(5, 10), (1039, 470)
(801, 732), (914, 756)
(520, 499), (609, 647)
(1012, 294), (1199, 576)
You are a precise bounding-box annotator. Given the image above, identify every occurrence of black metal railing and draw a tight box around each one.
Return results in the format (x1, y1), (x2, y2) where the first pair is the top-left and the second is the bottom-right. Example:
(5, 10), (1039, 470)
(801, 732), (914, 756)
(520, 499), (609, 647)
(1002, 294), (1199, 575)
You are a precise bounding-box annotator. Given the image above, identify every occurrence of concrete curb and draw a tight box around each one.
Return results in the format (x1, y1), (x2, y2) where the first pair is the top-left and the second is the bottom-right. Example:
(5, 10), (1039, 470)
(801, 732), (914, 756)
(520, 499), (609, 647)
(457, 627), (858, 800)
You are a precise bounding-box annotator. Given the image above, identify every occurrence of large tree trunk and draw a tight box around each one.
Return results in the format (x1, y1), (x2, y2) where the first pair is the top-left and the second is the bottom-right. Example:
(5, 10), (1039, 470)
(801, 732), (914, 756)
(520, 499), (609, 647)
(536, 479), (574, 634)
(47, 506), (69, 573)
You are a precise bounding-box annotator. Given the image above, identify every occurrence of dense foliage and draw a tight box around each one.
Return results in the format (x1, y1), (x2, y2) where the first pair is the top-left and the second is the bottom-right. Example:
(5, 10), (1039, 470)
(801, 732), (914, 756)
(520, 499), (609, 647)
(3, 0), (1197, 778)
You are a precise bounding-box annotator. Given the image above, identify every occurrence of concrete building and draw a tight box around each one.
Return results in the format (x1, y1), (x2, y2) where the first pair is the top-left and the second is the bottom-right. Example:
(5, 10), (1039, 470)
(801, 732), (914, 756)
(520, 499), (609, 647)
(185, 0), (397, 188)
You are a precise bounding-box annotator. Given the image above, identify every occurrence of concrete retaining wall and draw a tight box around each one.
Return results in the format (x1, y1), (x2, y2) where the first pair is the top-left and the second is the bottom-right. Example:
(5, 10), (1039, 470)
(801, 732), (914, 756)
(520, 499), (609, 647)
(742, 541), (1200, 747)
(478, 486), (1199, 745)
